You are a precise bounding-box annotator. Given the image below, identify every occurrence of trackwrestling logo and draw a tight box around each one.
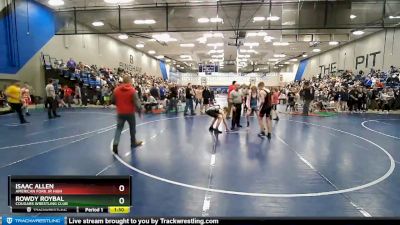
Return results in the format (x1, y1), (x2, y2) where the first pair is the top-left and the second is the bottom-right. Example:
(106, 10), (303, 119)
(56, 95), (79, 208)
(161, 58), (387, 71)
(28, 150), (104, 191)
(2, 216), (65, 225)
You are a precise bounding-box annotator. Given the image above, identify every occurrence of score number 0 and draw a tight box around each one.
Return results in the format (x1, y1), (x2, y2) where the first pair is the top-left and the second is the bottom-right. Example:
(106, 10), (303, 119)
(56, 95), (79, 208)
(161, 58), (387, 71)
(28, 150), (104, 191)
(119, 185), (125, 205)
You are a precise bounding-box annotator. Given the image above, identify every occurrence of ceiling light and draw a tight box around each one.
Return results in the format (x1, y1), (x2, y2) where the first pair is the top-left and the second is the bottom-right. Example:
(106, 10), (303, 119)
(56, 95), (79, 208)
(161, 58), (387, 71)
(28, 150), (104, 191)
(312, 48), (321, 53)
(253, 16), (265, 22)
(273, 42), (289, 46)
(104, 0), (133, 4)
(204, 32), (224, 38)
(156, 55), (164, 59)
(282, 21), (296, 26)
(267, 16), (280, 21)
(48, 0), (64, 6)
(92, 21), (104, 27)
(198, 18), (210, 23)
(268, 58), (279, 62)
(118, 34), (128, 39)
(148, 50), (156, 54)
(284, 62), (290, 64)
(196, 37), (207, 43)
(264, 36), (275, 42)
(208, 49), (224, 54)
(244, 42), (259, 48)
(152, 33), (177, 42)
(207, 43), (224, 47)
(302, 54), (308, 57)
(180, 55), (191, 58)
(278, 65), (284, 67)
(240, 49), (257, 54)
(247, 31), (267, 37)
(389, 16), (400, 19)
(350, 14), (357, 19)
(210, 17), (223, 23)
(180, 43), (195, 47)
(290, 59), (298, 62)
(211, 54), (224, 58)
(273, 54), (286, 58)
(165, 59), (171, 62)
(136, 43), (144, 48)
(258, 31), (268, 36)
(145, 19), (156, 24)
(134, 19), (156, 24)
(352, 30), (364, 36)
(329, 41), (339, 46)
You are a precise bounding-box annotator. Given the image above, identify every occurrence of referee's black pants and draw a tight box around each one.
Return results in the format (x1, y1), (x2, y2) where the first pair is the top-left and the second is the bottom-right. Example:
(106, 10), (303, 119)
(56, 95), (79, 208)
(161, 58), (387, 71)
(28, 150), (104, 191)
(46, 97), (58, 118)
(231, 103), (242, 129)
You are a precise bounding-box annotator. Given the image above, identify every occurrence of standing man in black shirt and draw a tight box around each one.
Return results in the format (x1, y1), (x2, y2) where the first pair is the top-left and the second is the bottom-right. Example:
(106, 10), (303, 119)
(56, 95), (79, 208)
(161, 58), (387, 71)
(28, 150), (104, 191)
(45, 79), (61, 119)
(202, 86), (212, 112)
(301, 81), (314, 116)
(168, 83), (178, 113)
(184, 83), (196, 116)
(348, 86), (358, 112)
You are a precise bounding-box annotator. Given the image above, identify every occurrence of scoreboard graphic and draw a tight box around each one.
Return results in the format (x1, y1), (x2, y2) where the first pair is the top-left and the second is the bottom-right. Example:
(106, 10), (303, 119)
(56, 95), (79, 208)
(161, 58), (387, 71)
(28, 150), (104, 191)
(8, 176), (131, 214)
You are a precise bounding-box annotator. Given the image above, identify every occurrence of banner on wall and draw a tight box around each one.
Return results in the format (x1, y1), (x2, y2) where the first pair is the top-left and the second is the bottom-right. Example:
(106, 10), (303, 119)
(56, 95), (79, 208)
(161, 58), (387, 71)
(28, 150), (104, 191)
(159, 62), (168, 81)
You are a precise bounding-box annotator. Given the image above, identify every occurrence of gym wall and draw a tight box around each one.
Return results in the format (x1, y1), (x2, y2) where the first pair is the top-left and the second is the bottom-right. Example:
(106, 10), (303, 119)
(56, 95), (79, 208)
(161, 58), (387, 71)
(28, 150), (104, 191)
(300, 28), (400, 79)
(0, 0), (162, 97)
(1, 34), (163, 96)
(0, 1), (6, 11)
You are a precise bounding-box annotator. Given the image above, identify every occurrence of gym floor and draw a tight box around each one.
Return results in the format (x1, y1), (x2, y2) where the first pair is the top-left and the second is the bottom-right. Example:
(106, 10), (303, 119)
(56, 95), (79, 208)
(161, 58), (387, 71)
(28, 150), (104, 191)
(0, 103), (399, 217)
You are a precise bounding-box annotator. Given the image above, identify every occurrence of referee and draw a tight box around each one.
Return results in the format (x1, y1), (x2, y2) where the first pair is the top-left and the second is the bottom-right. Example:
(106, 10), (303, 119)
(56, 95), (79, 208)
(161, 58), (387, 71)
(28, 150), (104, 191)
(45, 79), (61, 119)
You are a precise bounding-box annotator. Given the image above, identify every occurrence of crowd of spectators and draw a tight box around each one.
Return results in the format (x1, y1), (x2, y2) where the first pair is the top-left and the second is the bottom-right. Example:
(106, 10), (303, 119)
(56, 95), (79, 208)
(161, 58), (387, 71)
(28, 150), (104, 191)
(50, 58), (195, 113)
(2, 58), (400, 116)
(279, 67), (400, 113)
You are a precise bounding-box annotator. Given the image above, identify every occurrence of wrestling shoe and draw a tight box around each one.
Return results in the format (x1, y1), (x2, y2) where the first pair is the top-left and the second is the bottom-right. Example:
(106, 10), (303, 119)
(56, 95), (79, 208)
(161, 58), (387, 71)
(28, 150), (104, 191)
(131, 141), (144, 148)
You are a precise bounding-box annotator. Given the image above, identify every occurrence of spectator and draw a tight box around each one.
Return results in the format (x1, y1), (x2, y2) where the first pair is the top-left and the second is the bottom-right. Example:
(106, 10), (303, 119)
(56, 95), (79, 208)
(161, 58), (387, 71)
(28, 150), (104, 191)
(168, 84), (178, 113)
(66, 58), (77, 73)
(184, 83), (195, 116)
(75, 83), (82, 106)
(226, 81), (236, 119)
(111, 75), (143, 154)
(63, 85), (73, 108)
(202, 86), (211, 112)
(0, 90), (6, 108)
(5, 82), (28, 124)
(144, 94), (158, 113)
(194, 86), (203, 111)
(150, 84), (160, 100)
(301, 81), (314, 116)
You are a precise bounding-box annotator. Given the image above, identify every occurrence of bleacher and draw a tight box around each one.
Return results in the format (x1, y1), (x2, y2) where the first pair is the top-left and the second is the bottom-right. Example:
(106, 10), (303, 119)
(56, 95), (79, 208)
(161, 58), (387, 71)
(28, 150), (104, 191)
(41, 53), (105, 104)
